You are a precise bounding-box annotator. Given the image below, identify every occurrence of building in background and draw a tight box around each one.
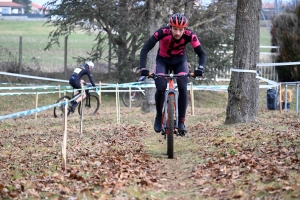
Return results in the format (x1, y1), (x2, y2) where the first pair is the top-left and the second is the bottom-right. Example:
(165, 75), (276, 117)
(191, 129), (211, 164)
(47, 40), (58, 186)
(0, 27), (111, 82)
(0, 0), (24, 14)
(31, 2), (48, 14)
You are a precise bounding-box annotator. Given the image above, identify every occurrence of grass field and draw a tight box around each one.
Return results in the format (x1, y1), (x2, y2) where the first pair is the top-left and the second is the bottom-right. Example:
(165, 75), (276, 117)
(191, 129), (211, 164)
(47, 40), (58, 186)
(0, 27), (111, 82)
(0, 20), (272, 72)
(0, 20), (97, 72)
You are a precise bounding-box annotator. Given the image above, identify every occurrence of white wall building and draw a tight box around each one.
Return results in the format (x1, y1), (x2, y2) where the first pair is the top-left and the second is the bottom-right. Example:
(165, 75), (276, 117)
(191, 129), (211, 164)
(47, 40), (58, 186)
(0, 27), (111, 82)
(0, 0), (25, 14)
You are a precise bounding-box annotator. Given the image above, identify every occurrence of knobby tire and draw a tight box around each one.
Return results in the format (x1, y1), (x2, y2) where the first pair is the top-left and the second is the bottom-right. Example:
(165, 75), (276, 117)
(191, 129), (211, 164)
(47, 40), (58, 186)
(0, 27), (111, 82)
(54, 96), (71, 118)
(167, 95), (175, 159)
(122, 92), (143, 107)
(78, 94), (100, 116)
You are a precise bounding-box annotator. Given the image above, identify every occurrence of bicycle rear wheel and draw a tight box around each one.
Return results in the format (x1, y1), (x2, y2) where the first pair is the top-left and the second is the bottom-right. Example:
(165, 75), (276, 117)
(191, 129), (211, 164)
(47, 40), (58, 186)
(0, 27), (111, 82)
(122, 91), (143, 107)
(53, 96), (71, 118)
(166, 95), (175, 159)
(78, 94), (100, 116)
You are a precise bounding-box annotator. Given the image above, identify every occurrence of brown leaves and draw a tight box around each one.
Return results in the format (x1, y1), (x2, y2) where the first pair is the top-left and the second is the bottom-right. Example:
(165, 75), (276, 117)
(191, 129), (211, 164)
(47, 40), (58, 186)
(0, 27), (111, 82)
(0, 107), (300, 199)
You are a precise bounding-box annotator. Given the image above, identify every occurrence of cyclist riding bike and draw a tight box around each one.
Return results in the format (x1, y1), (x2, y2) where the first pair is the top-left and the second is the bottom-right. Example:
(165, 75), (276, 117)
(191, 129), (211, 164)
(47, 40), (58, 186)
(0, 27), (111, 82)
(139, 13), (207, 134)
(68, 61), (98, 112)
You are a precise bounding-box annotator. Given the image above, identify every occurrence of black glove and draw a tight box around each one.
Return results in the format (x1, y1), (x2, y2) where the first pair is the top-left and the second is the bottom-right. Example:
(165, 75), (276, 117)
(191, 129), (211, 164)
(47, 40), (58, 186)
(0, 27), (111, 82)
(140, 69), (150, 76)
(194, 65), (204, 77)
(136, 66), (142, 72)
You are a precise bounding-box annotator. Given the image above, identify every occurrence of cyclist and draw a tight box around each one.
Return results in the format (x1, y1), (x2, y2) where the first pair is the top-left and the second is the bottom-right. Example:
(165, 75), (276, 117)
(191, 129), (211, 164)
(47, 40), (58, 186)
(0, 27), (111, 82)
(68, 61), (98, 112)
(139, 13), (207, 134)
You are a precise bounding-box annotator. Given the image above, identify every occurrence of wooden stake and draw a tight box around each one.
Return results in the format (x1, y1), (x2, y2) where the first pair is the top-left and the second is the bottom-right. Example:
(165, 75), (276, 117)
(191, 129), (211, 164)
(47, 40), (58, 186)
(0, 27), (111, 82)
(35, 91), (38, 120)
(129, 86), (132, 108)
(58, 85), (61, 98)
(279, 83), (282, 114)
(99, 81), (102, 104)
(190, 83), (194, 116)
(61, 99), (68, 171)
(80, 83), (84, 134)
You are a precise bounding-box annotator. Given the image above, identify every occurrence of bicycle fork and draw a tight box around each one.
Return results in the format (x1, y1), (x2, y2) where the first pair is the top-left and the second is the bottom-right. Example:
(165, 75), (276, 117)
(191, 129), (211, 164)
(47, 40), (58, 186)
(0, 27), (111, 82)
(162, 89), (179, 133)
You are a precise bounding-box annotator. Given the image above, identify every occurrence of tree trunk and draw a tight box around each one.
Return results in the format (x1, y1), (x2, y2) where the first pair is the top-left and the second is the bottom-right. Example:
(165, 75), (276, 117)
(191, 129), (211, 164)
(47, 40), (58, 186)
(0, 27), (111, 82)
(142, 0), (163, 112)
(225, 0), (261, 124)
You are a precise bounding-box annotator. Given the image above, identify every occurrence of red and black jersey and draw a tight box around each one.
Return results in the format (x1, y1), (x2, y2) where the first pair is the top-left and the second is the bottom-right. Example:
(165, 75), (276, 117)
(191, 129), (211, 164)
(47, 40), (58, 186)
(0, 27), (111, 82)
(140, 26), (206, 69)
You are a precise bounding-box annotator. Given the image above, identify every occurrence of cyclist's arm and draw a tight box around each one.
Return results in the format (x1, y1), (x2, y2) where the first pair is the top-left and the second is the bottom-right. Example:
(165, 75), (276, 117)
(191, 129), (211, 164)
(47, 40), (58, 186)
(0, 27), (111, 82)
(86, 70), (96, 87)
(140, 37), (158, 69)
(194, 45), (207, 67)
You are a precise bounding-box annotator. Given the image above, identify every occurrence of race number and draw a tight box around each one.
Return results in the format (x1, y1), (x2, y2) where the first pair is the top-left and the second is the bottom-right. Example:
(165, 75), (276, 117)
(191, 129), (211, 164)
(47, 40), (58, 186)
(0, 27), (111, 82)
(74, 67), (82, 74)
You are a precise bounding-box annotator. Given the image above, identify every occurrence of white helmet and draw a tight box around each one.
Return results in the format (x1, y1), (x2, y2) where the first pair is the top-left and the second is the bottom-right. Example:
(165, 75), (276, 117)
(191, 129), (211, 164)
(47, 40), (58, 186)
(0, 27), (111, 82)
(85, 61), (94, 69)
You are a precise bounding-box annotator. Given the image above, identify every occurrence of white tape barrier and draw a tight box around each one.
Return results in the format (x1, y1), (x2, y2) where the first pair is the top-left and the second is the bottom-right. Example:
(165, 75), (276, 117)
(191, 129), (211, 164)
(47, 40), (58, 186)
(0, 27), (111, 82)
(0, 71), (69, 83)
(0, 101), (67, 121)
(0, 85), (72, 90)
(257, 61), (300, 67)
(0, 90), (75, 96)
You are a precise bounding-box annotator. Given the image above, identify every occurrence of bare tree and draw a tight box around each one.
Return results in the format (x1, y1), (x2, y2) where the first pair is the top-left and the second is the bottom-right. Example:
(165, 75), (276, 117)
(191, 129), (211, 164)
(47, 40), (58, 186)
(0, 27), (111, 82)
(225, 0), (261, 124)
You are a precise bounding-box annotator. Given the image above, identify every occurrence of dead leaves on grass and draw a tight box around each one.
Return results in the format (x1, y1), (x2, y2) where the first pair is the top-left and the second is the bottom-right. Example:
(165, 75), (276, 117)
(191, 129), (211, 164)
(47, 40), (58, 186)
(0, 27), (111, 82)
(190, 116), (300, 199)
(0, 109), (300, 199)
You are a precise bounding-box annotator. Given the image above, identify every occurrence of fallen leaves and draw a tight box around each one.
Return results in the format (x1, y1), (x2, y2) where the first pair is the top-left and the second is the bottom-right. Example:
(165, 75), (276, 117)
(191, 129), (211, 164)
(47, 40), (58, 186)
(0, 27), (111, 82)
(0, 107), (299, 199)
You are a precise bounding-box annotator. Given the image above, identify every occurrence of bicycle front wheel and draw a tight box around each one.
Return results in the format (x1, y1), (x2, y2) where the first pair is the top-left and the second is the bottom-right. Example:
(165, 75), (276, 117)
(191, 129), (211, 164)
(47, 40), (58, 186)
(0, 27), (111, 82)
(53, 96), (71, 118)
(166, 95), (175, 159)
(122, 91), (143, 107)
(78, 94), (100, 116)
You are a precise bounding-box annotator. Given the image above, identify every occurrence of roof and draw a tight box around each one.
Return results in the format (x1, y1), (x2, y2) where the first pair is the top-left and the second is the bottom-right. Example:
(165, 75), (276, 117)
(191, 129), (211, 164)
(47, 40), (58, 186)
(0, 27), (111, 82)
(262, 2), (289, 9)
(0, 2), (25, 8)
(31, 3), (46, 10)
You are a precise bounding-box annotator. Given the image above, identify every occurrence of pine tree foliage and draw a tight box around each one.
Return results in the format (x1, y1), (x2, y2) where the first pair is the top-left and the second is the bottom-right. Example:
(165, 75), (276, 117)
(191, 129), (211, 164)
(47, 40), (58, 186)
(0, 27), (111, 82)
(13, 0), (32, 13)
(271, 5), (300, 81)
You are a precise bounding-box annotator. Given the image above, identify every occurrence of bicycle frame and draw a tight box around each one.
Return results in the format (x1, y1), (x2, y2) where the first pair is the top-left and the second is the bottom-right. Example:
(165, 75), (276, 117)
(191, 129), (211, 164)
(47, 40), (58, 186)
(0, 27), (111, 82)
(163, 75), (179, 132)
(149, 72), (192, 159)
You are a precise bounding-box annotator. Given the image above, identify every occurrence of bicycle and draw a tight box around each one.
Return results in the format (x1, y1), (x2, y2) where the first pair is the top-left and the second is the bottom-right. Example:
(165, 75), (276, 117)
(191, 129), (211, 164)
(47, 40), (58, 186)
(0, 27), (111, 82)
(148, 71), (195, 159)
(122, 83), (145, 107)
(53, 85), (100, 118)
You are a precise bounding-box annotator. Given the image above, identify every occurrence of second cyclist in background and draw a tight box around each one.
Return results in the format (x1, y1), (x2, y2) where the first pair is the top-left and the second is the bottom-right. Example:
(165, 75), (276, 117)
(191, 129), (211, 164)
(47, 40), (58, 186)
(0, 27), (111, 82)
(68, 61), (98, 112)
(139, 13), (207, 134)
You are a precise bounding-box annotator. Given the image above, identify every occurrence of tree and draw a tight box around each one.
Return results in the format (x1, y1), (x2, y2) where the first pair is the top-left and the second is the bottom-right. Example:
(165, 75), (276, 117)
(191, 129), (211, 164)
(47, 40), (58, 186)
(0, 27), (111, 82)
(42, 0), (236, 113)
(43, 0), (147, 83)
(271, 6), (300, 82)
(14, 0), (31, 13)
(225, 0), (261, 124)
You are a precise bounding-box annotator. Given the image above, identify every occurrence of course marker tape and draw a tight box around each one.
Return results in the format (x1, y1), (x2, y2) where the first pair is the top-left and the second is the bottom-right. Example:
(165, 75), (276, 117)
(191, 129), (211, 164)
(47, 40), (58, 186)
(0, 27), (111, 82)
(0, 71), (69, 83)
(0, 101), (68, 121)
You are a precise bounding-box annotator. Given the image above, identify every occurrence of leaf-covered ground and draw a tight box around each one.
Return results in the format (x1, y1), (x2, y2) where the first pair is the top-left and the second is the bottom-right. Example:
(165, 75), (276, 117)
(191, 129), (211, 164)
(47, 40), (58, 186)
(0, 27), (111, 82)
(0, 106), (299, 199)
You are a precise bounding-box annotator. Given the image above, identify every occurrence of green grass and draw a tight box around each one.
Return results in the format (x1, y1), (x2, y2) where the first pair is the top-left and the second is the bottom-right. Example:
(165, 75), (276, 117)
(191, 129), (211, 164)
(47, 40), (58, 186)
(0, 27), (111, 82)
(0, 20), (97, 72)
(0, 20), (272, 73)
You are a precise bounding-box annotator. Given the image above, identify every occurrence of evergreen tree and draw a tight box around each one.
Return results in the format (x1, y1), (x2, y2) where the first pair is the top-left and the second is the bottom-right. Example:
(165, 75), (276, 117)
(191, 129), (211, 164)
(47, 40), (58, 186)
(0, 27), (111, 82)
(13, 0), (32, 13)
(271, 5), (300, 81)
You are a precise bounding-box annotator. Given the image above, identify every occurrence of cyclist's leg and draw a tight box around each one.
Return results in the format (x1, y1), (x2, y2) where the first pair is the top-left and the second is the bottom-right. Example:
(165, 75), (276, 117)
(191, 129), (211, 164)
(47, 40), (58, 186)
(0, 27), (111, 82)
(155, 60), (168, 117)
(153, 59), (168, 132)
(69, 82), (85, 112)
(174, 60), (189, 132)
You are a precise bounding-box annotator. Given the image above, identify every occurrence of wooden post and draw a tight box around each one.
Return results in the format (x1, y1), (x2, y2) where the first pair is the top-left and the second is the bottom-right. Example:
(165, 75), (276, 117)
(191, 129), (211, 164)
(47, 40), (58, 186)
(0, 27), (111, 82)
(279, 83), (282, 114)
(129, 86), (132, 108)
(116, 83), (120, 123)
(190, 83), (194, 116)
(19, 36), (22, 75)
(61, 99), (68, 171)
(35, 91), (38, 120)
(99, 81), (102, 103)
(58, 85), (61, 98)
(64, 36), (68, 80)
(80, 83), (84, 134)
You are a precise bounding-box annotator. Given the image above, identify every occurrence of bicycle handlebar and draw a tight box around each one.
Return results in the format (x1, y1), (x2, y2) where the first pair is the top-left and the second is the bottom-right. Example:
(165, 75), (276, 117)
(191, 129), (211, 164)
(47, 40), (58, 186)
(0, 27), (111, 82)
(148, 72), (195, 79)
